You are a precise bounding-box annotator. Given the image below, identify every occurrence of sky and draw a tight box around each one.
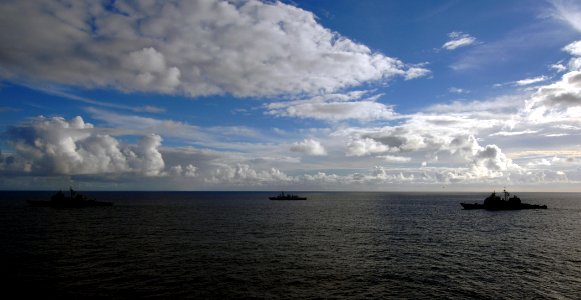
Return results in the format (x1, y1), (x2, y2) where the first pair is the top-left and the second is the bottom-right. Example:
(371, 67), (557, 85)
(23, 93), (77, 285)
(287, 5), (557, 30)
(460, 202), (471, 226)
(1, 0), (581, 191)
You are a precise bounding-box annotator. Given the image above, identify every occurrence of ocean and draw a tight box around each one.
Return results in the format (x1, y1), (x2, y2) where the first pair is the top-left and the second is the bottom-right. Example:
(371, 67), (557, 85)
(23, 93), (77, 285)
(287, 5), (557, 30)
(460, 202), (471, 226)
(1, 191), (580, 299)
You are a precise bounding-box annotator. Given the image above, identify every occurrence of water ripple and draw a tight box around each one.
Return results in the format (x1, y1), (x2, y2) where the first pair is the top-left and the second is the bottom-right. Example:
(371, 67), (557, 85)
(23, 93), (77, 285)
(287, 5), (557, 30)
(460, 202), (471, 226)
(1, 191), (580, 298)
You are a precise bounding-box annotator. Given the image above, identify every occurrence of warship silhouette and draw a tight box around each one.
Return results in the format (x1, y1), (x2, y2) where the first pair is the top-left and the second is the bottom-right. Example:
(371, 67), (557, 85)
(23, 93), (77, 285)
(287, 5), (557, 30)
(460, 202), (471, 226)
(27, 187), (113, 208)
(269, 192), (307, 200)
(461, 189), (546, 210)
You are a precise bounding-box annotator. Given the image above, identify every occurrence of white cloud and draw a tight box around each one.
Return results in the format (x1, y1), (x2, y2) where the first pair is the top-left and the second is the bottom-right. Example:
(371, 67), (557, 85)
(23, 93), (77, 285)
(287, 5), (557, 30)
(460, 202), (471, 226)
(448, 87), (469, 94)
(183, 164), (198, 177)
(550, 63), (568, 73)
(265, 90), (397, 122)
(377, 155), (412, 163)
(135, 65), (581, 188)
(425, 96), (522, 114)
(551, 0), (581, 32)
(563, 40), (581, 56)
(341, 122), (476, 157)
(290, 139), (327, 156)
(124, 47), (181, 93)
(493, 76), (550, 88)
(206, 164), (291, 185)
(404, 66), (432, 80)
(3, 116), (166, 176)
(2, 110), (580, 189)
(346, 137), (391, 157)
(169, 164), (198, 177)
(133, 134), (165, 176)
(336, 116), (525, 181)
(527, 158), (554, 167)
(469, 144), (520, 178)
(442, 31), (477, 50)
(0, 0), (426, 98)
(1, 116), (215, 179)
(526, 71), (581, 112)
(569, 57), (581, 71)
(5, 33), (581, 190)
(489, 130), (538, 137)
(562, 40), (581, 71)
(515, 76), (549, 86)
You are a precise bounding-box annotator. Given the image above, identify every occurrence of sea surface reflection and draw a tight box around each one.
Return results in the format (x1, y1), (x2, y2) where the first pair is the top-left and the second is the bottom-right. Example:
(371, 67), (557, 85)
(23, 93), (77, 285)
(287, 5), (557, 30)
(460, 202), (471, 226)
(1, 191), (580, 298)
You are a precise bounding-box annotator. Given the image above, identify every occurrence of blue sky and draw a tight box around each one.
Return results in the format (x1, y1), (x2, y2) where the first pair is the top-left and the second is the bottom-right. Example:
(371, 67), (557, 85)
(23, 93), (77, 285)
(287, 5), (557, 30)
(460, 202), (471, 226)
(1, 0), (581, 191)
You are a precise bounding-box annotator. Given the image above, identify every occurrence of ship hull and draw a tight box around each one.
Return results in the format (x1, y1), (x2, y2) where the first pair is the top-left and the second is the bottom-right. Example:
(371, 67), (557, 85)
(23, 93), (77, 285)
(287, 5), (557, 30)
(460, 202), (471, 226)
(460, 203), (482, 210)
(269, 197), (307, 200)
(27, 200), (113, 208)
(460, 202), (547, 210)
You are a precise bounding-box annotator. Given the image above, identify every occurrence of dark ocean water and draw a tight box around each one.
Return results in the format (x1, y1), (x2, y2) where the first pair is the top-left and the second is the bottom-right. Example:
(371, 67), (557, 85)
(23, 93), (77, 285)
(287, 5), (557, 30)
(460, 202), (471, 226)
(0, 191), (580, 299)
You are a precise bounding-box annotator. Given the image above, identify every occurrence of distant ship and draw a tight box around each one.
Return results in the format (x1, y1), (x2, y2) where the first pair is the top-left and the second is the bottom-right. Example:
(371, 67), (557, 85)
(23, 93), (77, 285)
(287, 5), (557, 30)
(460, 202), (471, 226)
(269, 192), (307, 200)
(461, 189), (547, 210)
(27, 188), (113, 208)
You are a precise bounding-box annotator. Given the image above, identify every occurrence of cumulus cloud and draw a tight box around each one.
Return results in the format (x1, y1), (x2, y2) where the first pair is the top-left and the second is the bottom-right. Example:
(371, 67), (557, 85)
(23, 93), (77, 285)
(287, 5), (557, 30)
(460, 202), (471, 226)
(562, 40), (581, 71)
(290, 139), (327, 156)
(563, 40), (581, 56)
(133, 134), (165, 176)
(550, 63), (567, 73)
(124, 47), (181, 92)
(404, 66), (432, 80)
(442, 31), (477, 50)
(169, 164), (198, 177)
(346, 137), (391, 157)
(525, 155), (581, 168)
(469, 144), (519, 178)
(338, 117), (522, 180)
(1, 113), (578, 189)
(569, 58), (581, 71)
(0, 0), (426, 98)
(0, 114), (308, 185)
(206, 164), (291, 185)
(343, 124), (455, 157)
(2, 116), (172, 176)
(526, 70), (581, 112)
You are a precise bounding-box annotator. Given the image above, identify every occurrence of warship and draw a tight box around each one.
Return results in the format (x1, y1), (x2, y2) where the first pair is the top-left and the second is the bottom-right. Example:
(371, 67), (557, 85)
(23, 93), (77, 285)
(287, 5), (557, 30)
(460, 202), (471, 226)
(27, 188), (113, 208)
(461, 189), (546, 210)
(269, 192), (307, 200)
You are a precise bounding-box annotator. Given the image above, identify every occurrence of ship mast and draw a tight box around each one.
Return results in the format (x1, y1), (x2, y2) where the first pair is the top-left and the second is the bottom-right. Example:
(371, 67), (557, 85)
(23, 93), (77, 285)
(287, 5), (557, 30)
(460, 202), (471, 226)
(503, 187), (509, 201)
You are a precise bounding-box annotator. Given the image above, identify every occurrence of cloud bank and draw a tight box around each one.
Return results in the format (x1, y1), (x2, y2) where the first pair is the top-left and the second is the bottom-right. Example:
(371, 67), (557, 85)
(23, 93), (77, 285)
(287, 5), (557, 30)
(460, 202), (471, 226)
(1, 2), (581, 191)
(3, 116), (171, 177)
(0, 0), (427, 98)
